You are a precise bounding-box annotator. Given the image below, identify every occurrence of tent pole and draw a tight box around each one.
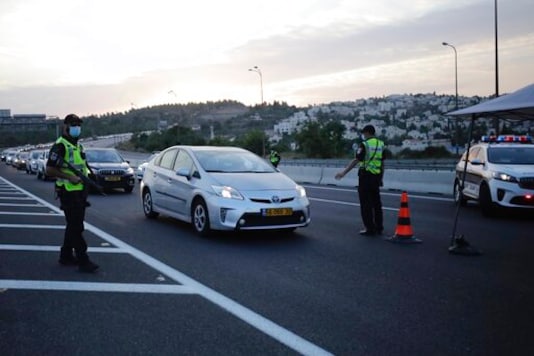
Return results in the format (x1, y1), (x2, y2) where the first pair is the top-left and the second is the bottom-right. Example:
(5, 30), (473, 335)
(449, 115), (481, 255)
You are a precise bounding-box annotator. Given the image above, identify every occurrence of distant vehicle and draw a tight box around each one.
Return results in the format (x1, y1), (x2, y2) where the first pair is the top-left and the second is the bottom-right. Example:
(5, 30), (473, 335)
(26, 149), (44, 174)
(454, 135), (534, 216)
(136, 152), (160, 181)
(140, 145), (311, 236)
(36, 149), (52, 180)
(13, 152), (29, 170)
(0, 150), (8, 162)
(84, 148), (136, 193)
(5, 151), (17, 165)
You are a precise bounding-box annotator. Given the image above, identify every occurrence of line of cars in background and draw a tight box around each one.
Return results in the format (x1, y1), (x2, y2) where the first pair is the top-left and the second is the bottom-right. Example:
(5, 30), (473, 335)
(1, 146), (135, 193)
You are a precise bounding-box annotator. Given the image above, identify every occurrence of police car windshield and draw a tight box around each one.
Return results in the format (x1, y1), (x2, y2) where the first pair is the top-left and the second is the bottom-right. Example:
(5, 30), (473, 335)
(488, 147), (534, 165)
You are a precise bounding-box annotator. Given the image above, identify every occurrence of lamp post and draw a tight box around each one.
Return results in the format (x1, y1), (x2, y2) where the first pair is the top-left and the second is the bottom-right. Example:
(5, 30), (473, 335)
(248, 66), (264, 105)
(442, 42), (458, 110)
(442, 42), (459, 154)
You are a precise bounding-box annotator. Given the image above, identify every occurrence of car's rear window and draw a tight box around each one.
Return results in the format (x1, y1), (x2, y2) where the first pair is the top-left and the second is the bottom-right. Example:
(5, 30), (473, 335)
(488, 147), (534, 164)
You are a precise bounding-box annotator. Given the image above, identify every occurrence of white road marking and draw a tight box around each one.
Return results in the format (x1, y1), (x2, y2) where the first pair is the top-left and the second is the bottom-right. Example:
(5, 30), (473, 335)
(0, 176), (333, 356)
(0, 203), (44, 207)
(0, 280), (195, 294)
(0, 244), (124, 253)
(309, 197), (400, 211)
(0, 224), (64, 229)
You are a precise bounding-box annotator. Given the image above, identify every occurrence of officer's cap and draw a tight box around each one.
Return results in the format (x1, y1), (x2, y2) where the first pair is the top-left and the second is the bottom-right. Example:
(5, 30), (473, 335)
(64, 114), (83, 125)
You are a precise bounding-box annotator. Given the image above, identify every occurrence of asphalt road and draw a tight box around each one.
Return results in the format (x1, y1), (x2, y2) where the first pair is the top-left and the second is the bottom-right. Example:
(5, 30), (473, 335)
(1, 162), (533, 356)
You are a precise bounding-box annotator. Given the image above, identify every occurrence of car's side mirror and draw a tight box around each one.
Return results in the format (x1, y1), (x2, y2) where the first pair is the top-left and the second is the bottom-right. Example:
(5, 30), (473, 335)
(470, 158), (484, 166)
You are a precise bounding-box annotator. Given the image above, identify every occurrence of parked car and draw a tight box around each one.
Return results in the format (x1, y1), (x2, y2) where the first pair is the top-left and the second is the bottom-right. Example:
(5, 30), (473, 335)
(140, 145), (311, 236)
(26, 149), (44, 174)
(454, 135), (534, 216)
(136, 152), (160, 181)
(13, 152), (29, 170)
(84, 148), (136, 193)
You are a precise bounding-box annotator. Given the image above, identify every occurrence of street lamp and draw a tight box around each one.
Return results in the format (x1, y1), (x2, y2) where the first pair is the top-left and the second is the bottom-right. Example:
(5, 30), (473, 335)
(442, 42), (460, 154)
(248, 66), (264, 105)
(442, 42), (458, 110)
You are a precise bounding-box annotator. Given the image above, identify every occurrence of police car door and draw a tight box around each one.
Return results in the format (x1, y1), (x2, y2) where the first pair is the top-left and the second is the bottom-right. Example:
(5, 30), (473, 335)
(464, 146), (484, 197)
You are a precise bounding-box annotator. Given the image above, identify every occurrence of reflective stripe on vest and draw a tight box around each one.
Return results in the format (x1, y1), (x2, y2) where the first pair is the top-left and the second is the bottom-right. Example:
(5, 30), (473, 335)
(55, 137), (88, 191)
(359, 138), (384, 175)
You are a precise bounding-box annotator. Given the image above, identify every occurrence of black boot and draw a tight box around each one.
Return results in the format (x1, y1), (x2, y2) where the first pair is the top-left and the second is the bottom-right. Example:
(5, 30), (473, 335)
(76, 252), (99, 273)
(58, 248), (78, 266)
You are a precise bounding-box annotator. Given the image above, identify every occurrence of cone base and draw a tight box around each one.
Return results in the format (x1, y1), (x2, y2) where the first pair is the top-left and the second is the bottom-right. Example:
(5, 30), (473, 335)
(449, 235), (481, 256)
(386, 235), (422, 244)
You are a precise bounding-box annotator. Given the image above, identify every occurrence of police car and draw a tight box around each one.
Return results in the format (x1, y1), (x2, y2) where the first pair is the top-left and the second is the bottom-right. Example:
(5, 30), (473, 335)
(453, 135), (534, 216)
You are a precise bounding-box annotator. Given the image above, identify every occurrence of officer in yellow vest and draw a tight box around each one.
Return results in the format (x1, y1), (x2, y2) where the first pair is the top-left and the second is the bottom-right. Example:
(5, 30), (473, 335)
(335, 125), (385, 236)
(46, 114), (99, 273)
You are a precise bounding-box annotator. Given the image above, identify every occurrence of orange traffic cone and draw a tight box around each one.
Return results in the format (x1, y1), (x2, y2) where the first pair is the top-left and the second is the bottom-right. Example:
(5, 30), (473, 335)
(387, 191), (422, 244)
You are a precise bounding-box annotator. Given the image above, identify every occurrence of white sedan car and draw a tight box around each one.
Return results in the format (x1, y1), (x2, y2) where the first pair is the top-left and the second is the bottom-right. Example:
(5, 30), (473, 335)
(140, 146), (310, 236)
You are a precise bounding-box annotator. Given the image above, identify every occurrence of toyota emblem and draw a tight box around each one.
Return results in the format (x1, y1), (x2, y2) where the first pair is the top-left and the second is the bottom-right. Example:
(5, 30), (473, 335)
(271, 195), (280, 203)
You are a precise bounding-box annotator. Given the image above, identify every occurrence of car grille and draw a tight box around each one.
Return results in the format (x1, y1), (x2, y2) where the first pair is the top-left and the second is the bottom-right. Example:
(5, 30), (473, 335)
(249, 197), (294, 204)
(99, 169), (126, 176)
(238, 211), (306, 227)
(518, 177), (534, 190)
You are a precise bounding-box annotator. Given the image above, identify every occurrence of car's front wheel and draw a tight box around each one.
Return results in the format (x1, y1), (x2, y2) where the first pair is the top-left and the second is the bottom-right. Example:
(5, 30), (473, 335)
(453, 180), (467, 206)
(142, 189), (159, 218)
(479, 183), (497, 217)
(192, 198), (211, 237)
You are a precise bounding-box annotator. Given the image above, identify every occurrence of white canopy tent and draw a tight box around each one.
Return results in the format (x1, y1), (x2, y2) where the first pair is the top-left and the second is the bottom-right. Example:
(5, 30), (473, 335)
(445, 83), (534, 255)
(448, 83), (534, 120)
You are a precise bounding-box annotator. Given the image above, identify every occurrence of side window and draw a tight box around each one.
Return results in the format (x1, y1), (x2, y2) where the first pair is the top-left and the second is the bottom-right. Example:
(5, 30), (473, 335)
(158, 149), (178, 170)
(475, 147), (486, 162)
(468, 147), (480, 162)
(173, 150), (194, 172)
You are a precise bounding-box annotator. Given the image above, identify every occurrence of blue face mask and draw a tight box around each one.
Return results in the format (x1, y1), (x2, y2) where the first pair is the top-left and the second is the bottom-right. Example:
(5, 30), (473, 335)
(69, 126), (81, 138)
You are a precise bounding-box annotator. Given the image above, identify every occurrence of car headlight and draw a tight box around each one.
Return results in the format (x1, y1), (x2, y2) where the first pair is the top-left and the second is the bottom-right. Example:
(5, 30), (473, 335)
(296, 184), (307, 198)
(492, 171), (518, 183)
(126, 167), (134, 175)
(212, 185), (244, 200)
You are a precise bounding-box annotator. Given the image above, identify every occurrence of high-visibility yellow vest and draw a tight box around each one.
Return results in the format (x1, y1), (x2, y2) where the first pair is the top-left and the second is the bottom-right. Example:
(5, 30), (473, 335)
(54, 137), (89, 191)
(359, 137), (384, 175)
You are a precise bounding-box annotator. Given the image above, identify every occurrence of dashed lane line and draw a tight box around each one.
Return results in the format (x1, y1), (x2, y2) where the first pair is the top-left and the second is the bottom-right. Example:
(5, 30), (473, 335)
(0, 176), (333, 356)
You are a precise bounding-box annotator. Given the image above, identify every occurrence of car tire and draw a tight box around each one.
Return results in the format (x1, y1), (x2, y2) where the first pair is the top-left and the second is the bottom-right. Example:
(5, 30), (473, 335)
(479, 183), (497, 217)
(192, 198), (211, 237)
(142, 189), (159, 218)
(453, 180), (467, 206)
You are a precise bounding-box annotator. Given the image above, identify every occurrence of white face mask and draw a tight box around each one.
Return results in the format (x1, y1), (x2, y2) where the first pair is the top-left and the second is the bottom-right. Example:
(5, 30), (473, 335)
(360, 134), (366, 141)
(69, 126), (81, 138)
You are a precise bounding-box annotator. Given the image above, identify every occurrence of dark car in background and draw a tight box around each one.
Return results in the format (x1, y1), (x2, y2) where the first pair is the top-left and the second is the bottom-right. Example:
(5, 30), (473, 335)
(84, 148), (136, 193)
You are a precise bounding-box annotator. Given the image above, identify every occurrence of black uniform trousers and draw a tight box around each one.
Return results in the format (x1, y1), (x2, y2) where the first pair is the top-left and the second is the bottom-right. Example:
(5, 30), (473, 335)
(58, 189), (89, 262)
(357, 169), (383, 232)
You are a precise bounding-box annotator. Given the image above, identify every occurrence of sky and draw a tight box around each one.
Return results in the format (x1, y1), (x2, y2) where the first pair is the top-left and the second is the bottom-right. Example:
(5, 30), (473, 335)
(0, 0), (533, 119)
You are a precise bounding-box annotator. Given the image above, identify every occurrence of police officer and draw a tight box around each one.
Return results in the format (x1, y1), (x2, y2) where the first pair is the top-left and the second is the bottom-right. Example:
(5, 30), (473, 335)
(335, 125), (385, 236)
(270, 150), (281, 168)
(46, 114), (99, 273)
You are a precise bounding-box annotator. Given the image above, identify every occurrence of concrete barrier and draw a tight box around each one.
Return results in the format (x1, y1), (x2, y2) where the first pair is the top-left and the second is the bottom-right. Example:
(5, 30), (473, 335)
(280, 164), (454, 195)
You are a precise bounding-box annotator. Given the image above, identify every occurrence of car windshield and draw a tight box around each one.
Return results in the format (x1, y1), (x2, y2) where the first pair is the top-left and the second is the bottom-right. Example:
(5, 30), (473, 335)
(85, 150), (123, 163)
(488, 147), (534, 164)
(195, 150), (275, 173)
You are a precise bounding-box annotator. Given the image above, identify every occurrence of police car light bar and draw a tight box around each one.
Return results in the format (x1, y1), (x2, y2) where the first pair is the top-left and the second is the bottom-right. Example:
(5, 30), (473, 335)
(480, 135), (533, 143)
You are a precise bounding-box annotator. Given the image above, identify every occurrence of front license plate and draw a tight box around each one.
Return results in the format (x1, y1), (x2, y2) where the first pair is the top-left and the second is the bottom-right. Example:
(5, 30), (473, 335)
(104, 176), (121, 182)
(262, 208), (293, 217)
